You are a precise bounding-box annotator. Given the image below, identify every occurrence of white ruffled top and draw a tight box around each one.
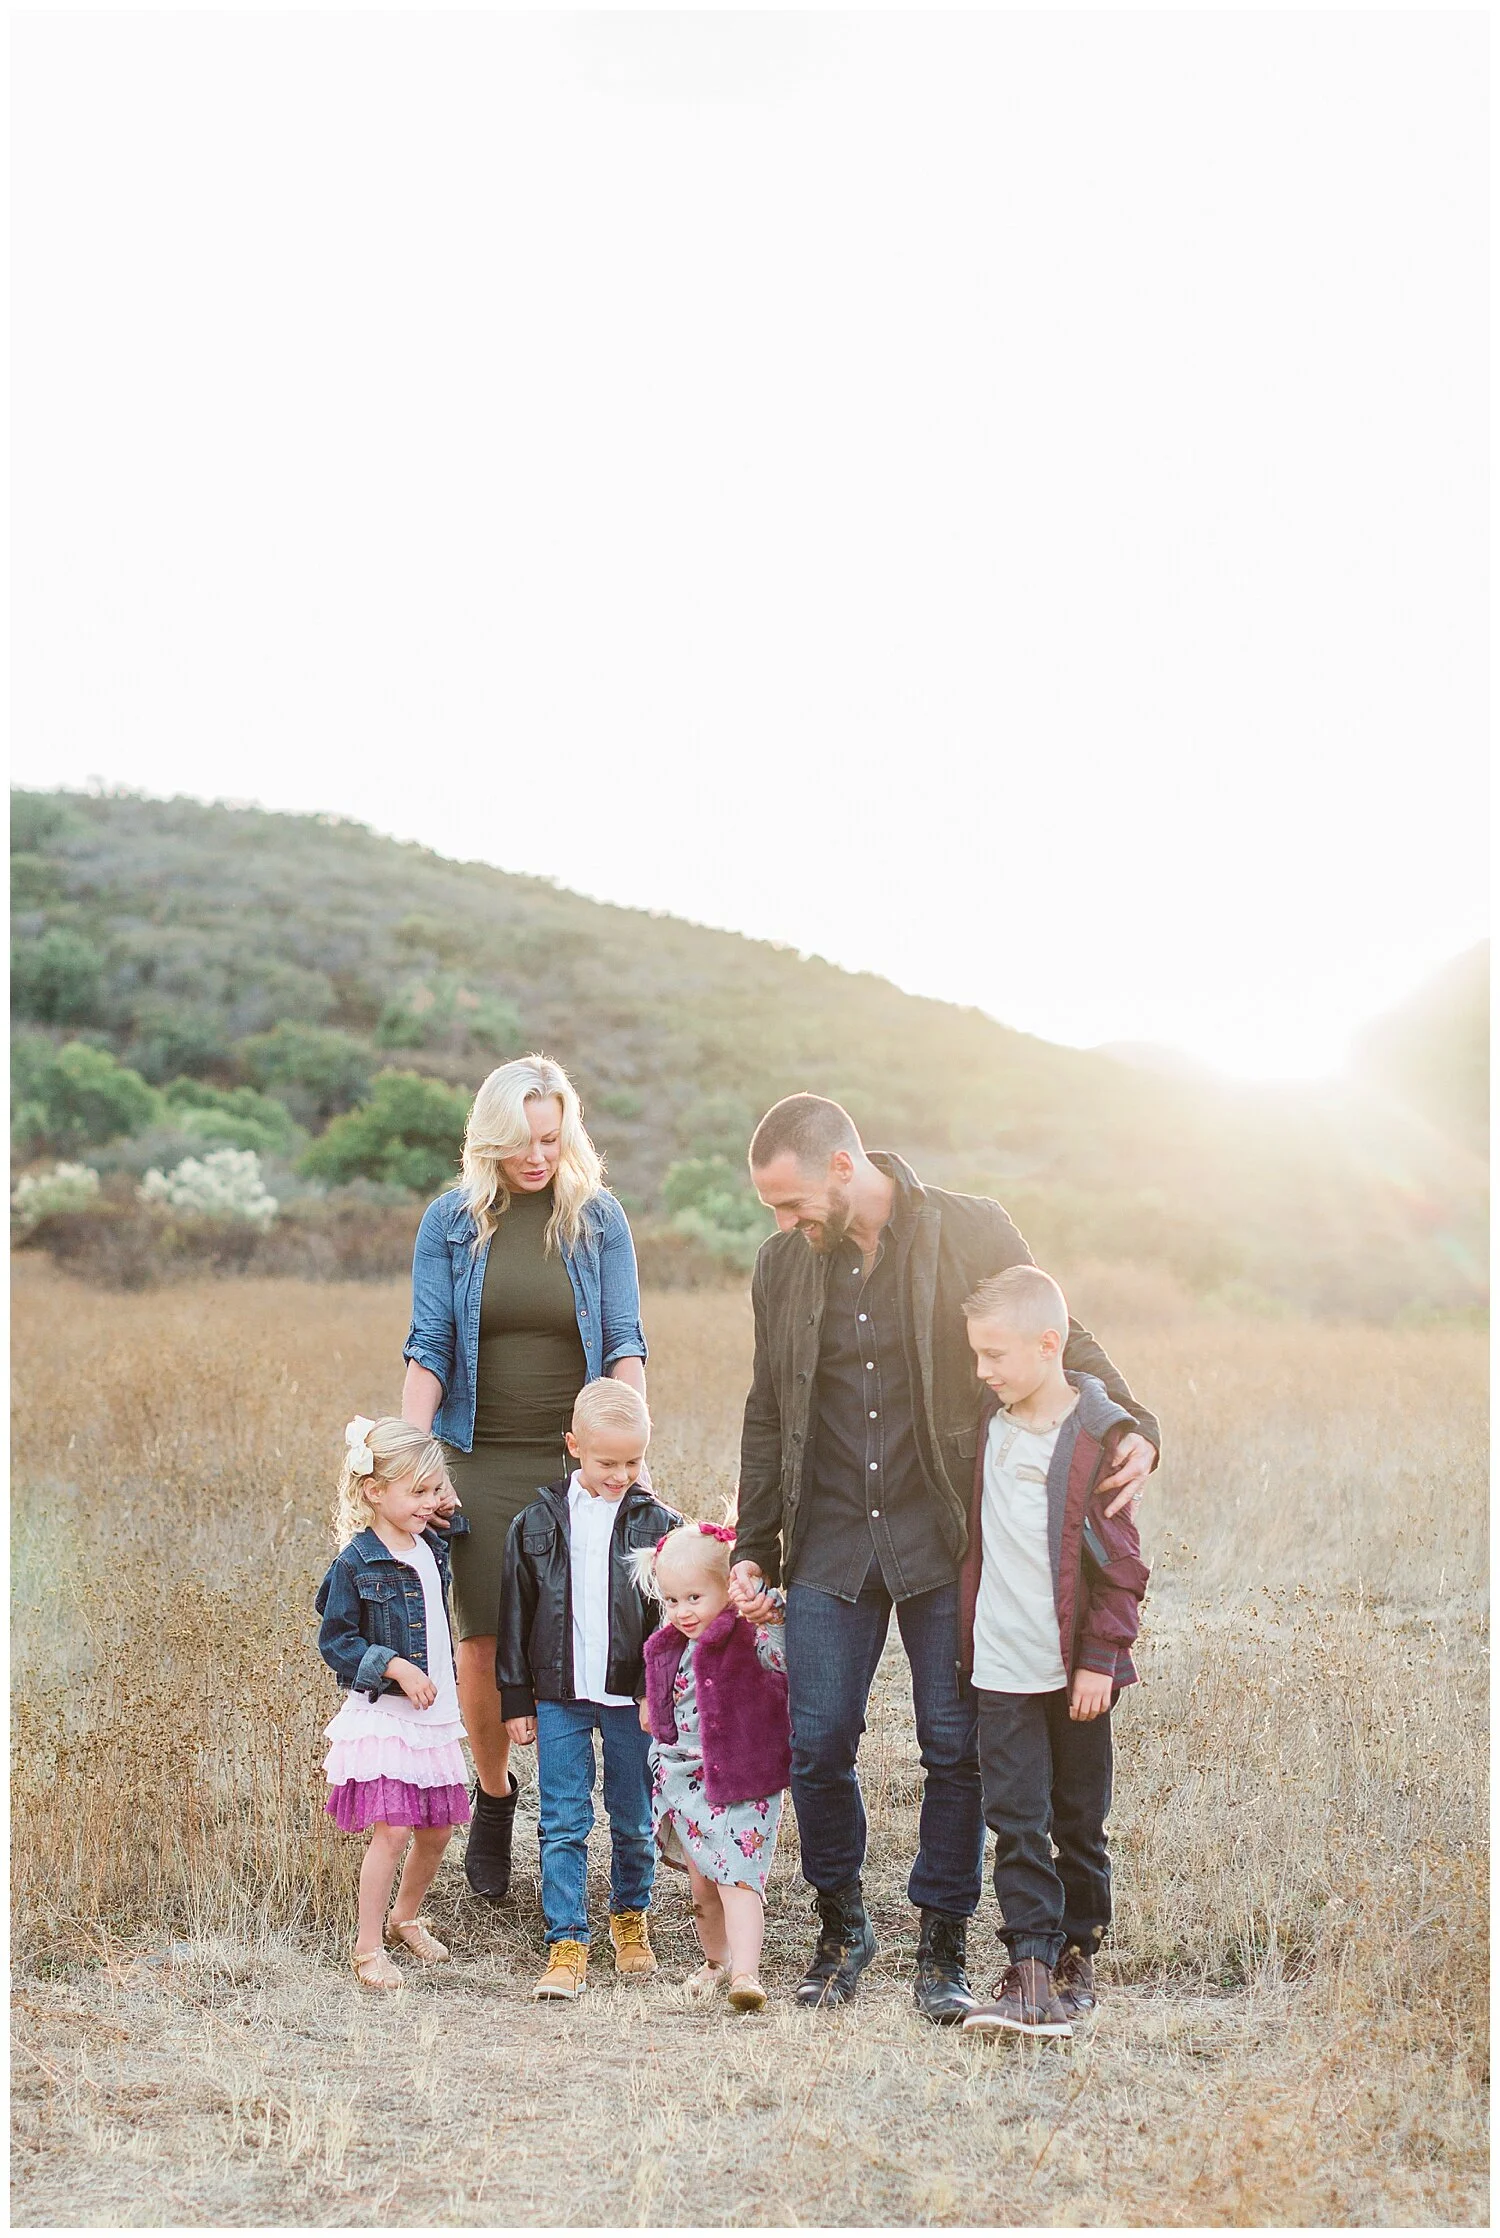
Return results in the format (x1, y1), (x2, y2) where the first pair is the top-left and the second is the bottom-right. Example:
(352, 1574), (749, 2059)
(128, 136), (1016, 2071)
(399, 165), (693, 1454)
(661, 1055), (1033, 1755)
(323, 1532), (469, 1791)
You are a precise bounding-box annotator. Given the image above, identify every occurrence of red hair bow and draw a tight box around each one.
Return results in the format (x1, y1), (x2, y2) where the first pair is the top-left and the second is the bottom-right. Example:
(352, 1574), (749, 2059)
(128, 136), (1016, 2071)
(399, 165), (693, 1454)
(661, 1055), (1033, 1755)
(654, 1522), (737, 1553)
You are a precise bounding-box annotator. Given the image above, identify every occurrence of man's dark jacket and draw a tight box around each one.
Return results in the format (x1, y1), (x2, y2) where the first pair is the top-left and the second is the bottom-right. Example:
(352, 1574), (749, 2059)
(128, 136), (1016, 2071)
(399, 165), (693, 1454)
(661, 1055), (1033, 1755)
(496, 1479), (683, 1720)
(734, 1152), (1161, 1589)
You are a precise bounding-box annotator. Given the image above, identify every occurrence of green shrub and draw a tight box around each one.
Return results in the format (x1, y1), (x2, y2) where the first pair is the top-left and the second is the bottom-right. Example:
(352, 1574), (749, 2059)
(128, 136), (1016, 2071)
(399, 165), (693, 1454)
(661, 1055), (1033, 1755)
(299, 1070), (471, 1194)
(9, 791), (81, 853)
(162, 1078), (301, 1157)
(237, 1023), (374, 1121)
(11, 928), (107, 1027)
(12, 1037), (162, 1156)
(124, 999), (235, 1083)
(659, 1156), (773, 1272)
(10, 854), (66, 910)
(375, 975), (523, 1061)
(674, 1093), (756, 1163)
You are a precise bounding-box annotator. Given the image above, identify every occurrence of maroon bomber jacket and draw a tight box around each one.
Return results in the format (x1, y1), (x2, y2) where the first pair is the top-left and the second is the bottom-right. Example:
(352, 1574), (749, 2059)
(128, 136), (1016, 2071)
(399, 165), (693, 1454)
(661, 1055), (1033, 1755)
(958, 1372), (1151, 1689)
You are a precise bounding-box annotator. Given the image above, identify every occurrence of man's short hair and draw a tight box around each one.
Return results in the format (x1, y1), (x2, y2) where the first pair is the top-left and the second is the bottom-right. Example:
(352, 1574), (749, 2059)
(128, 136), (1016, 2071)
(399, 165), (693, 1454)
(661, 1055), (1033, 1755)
(571, 1378), (651, 1443)
(748, 1094), (862, 1173)
(962, 1264), (1071, 1339)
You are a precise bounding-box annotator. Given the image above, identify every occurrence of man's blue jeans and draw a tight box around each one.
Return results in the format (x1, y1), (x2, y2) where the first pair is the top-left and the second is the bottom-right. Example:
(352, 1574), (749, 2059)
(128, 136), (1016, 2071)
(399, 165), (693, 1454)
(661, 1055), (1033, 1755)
(785, 1574), (985, 1916)
(535, 1699), (655, 1944)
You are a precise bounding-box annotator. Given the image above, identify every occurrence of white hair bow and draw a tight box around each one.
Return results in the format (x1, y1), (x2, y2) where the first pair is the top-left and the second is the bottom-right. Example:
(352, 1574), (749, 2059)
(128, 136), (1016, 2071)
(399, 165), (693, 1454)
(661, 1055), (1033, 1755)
(344, 1416), (377, 1477)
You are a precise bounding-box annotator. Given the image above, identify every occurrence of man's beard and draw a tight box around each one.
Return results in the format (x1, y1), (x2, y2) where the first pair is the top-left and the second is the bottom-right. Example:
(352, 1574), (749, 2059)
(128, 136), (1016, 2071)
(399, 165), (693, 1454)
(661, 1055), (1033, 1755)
(805, 1186), (854, 1254)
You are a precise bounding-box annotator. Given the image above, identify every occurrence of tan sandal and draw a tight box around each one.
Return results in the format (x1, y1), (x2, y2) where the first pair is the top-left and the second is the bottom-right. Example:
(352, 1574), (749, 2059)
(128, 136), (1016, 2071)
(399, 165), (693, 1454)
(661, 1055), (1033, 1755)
(352, 1947), (404, 1991)
(727, 1972), (767, 2012)
(684, 1960), (729, 2000)
(385, 1917), (450, 1965)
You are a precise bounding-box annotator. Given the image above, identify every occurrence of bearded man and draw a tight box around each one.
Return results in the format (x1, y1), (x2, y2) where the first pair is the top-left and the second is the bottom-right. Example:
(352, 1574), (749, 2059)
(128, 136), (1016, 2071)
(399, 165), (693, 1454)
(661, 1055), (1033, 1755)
(728, 1095), (1159, 2024)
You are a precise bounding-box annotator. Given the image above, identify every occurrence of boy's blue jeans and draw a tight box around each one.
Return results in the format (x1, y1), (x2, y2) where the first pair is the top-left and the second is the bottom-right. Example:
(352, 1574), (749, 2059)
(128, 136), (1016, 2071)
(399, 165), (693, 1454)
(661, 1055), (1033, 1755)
(535, 1699), (655, 1944)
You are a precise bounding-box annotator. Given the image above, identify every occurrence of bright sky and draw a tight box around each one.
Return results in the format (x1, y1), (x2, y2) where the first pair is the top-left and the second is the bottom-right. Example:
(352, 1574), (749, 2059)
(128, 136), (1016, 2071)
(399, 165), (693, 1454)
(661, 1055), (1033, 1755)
(11, 12), (1488, 1079)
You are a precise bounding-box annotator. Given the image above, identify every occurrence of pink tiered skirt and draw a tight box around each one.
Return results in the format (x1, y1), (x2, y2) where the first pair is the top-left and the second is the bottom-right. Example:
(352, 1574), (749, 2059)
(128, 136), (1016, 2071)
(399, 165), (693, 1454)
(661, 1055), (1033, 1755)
(323, 1696), (471, 1832)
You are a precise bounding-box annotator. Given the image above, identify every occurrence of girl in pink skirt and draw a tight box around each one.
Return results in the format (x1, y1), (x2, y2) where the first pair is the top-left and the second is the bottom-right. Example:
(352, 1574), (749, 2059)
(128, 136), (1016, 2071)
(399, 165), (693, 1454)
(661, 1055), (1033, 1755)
(315, 1416), (472, 1989)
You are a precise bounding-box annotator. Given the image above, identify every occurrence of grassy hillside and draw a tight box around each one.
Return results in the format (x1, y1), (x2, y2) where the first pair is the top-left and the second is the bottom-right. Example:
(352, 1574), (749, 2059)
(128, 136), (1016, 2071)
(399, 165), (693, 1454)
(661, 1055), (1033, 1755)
(9, 787), (1487, 1317)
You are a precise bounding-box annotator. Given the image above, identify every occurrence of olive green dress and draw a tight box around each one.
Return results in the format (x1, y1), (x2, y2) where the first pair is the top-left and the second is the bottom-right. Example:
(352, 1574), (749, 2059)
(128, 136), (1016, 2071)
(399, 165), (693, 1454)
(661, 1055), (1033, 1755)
(444, 1186), (587, 1641)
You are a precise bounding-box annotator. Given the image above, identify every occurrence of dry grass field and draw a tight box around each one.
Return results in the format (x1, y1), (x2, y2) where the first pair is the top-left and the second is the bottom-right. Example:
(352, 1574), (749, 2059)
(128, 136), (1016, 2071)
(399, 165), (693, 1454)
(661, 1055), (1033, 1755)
(10, 1259), (1488, 2227)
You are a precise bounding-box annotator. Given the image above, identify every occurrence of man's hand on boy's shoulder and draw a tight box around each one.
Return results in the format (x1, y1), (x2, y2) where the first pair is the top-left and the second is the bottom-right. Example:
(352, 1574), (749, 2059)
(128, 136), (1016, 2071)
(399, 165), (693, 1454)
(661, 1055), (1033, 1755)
(1096, 1430), (1156, 1517)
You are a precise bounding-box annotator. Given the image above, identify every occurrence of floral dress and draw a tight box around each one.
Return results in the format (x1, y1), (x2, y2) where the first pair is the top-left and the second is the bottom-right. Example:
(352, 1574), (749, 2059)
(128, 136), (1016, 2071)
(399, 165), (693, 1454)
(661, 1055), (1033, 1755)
(649, 1623), (788, 1895)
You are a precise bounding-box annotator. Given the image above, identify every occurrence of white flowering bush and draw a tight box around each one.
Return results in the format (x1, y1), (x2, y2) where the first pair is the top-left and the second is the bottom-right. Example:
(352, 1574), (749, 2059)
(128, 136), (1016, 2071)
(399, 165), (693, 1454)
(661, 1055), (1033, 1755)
(11, 1161), (102, 1229)
(139, 1147), (278, 1229)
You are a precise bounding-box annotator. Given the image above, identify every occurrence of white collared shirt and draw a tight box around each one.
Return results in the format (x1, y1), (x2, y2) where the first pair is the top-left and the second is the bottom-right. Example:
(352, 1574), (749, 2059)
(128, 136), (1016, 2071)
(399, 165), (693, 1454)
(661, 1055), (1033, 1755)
(567, 1472), (633, 1706)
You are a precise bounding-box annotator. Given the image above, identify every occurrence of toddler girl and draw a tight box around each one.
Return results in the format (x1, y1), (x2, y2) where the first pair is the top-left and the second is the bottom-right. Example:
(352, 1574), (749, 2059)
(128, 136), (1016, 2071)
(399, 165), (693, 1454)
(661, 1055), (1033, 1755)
(634, 1522), (792, 2011)
(315, 1416), (471, 1990)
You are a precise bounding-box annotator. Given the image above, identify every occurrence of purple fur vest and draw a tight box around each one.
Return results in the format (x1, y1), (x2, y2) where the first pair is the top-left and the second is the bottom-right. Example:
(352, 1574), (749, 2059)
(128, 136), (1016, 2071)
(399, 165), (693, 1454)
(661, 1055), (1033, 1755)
(643, 1606), (792, 1810)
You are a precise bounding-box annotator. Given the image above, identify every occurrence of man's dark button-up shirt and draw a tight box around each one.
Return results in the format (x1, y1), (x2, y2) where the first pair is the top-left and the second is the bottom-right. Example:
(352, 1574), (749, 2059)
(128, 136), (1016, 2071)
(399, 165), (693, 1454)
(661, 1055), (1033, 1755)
(790, 1207), (956, 1604)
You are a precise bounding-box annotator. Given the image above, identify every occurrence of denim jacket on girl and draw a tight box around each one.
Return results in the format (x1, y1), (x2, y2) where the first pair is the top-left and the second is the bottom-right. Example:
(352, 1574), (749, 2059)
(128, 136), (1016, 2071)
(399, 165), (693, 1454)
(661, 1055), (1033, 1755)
(315, 1515), (470, 1701)
(402, 1186), (648, 1453)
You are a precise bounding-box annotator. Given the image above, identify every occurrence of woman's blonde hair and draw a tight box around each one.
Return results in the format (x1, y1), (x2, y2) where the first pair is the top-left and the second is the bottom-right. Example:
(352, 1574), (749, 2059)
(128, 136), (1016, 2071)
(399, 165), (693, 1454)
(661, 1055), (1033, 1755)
(334, 1416), (447, 1549)
(629, 1521), (736, 1606)
(460, 1053), (604, 1255)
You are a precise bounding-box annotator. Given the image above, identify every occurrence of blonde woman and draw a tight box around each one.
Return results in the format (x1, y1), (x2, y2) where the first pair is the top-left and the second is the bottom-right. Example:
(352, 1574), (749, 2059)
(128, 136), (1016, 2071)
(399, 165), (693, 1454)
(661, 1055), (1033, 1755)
(402, 1054), (648, 1899)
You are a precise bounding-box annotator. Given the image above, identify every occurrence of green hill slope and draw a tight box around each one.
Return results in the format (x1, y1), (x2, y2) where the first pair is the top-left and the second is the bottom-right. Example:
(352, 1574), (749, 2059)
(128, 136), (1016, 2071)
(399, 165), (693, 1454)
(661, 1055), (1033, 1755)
(10, 788), (1487, 1318)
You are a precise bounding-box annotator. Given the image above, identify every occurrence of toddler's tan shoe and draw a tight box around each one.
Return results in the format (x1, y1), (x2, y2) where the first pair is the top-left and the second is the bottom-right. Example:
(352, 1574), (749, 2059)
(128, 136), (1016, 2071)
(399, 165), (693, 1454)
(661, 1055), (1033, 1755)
(533, 1940), (589, 2000)
(727, 1972), (767, 2012)
(684, 1960), (729, 2001)
(352, 1948), (404, 1992)
(385, 1916), (450, 1965)
(609, 1909), (658, 1977)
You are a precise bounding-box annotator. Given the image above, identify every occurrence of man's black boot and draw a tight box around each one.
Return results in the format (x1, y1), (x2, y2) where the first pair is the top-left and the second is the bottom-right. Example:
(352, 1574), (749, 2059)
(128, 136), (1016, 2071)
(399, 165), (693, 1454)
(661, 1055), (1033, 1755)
(795, 1882), (877, 2008)
(912, 1909), (978, 2025)
(463, 1774), (519, 1900)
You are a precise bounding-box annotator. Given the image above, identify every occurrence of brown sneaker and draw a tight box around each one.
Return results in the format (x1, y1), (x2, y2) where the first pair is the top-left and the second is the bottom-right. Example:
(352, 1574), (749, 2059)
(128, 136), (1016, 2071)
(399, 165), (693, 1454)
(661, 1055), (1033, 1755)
(1054, 1944), (1097, 2025)
(961, 1959), (1073, 2041)
(533, 1940), (589, 2000)
(609, 1910), (658, 1978)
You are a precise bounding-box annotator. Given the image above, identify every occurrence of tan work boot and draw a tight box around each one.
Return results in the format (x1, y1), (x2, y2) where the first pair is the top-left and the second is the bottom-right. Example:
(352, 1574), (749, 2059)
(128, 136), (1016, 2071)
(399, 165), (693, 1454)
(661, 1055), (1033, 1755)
(533, 1940), (589, 2000)
(961, 1958), (1073, 2041)
(609, 1910), (658, 1977)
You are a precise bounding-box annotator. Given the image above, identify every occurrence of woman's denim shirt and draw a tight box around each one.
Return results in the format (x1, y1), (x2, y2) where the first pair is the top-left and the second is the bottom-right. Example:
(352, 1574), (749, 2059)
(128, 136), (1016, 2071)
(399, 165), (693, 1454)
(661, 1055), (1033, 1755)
(402, 1186), (648, 1453)
(315, 1517), (469, 1701)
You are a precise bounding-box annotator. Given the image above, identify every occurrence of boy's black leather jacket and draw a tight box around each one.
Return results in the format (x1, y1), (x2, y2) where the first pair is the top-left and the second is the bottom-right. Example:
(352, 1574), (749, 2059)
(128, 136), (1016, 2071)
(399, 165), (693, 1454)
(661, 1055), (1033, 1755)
(496, 1479), (683, 1720)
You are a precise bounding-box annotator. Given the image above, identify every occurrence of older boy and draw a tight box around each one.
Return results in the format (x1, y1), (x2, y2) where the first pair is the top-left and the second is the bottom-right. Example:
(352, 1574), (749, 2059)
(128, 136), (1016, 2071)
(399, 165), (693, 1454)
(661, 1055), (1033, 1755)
(957, 1266), (1150, 2040)
(497, 1379), (682, 2000)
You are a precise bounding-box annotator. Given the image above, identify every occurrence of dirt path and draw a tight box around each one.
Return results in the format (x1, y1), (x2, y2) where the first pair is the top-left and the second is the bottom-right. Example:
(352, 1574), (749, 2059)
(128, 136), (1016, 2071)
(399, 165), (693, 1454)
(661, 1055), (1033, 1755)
(11, 1901), (1483, 2228)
